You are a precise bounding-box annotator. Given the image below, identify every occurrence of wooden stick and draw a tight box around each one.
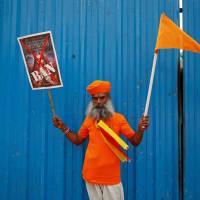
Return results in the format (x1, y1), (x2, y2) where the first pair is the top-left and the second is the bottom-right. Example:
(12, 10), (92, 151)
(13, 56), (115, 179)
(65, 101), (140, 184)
(48, 89), (56, 117)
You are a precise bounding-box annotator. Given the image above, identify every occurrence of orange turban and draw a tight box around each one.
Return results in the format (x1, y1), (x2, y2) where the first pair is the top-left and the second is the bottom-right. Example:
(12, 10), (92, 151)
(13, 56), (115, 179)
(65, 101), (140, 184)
(86, 80), (111, 95)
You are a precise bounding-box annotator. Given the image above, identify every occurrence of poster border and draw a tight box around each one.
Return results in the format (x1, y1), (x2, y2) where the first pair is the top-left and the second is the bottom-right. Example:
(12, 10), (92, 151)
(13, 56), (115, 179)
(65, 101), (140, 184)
(17, 30), (63, 90)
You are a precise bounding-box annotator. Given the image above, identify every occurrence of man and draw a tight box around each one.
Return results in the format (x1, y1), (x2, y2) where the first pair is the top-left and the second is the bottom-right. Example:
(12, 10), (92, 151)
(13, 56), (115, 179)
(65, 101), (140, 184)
(53, 80), (149, 200)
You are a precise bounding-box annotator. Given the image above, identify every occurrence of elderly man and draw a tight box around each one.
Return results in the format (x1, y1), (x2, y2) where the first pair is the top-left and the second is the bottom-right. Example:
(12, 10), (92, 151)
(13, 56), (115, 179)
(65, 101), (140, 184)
(53, 80), (149, 200)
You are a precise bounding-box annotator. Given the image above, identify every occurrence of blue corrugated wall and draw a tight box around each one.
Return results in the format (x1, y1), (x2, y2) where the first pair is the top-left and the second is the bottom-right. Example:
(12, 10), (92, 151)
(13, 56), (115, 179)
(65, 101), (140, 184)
(0, 0), (199, 200)
(183, 1), (200, 200)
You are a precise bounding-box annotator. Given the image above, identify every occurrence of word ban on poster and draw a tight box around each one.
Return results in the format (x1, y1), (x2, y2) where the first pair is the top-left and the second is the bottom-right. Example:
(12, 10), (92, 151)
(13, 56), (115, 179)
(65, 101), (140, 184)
(18, 31), (63, 90)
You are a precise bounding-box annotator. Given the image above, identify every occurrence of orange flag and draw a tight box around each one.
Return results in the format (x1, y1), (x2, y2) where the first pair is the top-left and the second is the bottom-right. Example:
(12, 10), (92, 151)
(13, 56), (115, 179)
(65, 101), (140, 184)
(155, 14), (200, 53)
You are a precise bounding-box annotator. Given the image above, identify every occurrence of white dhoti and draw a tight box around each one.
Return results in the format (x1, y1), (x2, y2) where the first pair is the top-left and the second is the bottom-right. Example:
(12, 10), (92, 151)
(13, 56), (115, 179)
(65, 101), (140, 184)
(86, 182), (124, 200)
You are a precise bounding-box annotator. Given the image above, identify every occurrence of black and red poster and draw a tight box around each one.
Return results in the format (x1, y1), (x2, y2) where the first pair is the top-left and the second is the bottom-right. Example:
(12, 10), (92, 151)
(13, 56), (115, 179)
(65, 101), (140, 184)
(18, 31), (63, 90)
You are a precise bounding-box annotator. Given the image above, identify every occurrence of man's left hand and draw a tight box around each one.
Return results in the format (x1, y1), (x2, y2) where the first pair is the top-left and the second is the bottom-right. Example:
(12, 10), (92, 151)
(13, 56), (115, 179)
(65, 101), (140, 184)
(138, 116), (149, 132)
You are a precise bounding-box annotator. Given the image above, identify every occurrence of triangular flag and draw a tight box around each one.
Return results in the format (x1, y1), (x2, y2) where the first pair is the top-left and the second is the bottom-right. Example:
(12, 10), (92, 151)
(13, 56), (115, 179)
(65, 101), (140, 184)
(155, 14), (200, 53)
(97, 120), (129, 150)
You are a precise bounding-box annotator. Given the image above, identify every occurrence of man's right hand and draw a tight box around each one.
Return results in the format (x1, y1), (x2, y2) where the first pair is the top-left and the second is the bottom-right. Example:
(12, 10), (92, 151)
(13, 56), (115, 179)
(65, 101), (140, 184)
(53, 117), (86, 145)
(52, 117), (67, 131)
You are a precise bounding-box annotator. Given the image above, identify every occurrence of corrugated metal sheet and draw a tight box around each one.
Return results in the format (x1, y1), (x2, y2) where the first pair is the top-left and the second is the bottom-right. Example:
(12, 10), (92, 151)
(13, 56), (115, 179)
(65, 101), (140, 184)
(0, 0), (180, 200)
(183, 1), (200, 200)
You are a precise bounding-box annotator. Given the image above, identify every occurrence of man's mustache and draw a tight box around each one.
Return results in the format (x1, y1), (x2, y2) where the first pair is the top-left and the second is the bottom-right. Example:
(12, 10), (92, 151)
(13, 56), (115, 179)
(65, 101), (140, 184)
(86, 100), (115, 120)
(94, 105), (105, 109)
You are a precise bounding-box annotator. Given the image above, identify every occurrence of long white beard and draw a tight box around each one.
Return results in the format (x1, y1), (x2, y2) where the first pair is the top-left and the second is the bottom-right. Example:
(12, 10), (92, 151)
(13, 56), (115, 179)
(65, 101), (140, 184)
(86, 100), (115, 121)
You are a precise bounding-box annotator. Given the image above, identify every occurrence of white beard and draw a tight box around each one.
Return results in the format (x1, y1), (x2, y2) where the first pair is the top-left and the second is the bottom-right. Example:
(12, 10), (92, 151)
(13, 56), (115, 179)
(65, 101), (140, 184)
(86, 100), (115, 121)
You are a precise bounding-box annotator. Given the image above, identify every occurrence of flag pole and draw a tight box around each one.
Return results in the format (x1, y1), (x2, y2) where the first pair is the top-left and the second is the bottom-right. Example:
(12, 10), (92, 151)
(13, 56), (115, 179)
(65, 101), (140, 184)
(48, 89), (56, 118)
(144, 52), (158, 116)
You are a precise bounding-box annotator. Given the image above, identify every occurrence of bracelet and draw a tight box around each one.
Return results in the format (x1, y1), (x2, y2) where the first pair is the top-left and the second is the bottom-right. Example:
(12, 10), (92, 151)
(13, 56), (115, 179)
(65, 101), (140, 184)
(64, 127), (71, 135)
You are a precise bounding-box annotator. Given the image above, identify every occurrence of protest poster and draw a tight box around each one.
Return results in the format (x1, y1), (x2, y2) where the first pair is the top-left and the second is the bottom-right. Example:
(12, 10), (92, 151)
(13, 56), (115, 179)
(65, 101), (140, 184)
(18, 31), (63, 90)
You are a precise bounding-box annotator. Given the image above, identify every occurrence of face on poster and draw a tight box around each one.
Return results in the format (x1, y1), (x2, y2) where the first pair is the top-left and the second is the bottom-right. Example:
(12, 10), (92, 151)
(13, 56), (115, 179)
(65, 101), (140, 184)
(18, 31), (63, 90)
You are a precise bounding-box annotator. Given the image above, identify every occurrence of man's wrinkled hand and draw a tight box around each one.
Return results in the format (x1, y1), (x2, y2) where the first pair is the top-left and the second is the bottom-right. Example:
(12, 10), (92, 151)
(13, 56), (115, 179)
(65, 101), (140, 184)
(52, 116), (66, 131)
(138, 116), (149, 132)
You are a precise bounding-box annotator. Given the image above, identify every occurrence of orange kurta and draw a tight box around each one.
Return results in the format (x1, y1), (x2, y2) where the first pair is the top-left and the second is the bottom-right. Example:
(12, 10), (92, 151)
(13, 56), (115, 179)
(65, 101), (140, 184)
(78, 112), (135, 185)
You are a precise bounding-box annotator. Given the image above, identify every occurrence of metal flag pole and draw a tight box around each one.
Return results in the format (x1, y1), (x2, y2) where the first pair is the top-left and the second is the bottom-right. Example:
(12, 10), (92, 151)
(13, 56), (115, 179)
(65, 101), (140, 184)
(144, 52), (158, 116)
(178, 1), (184, 199)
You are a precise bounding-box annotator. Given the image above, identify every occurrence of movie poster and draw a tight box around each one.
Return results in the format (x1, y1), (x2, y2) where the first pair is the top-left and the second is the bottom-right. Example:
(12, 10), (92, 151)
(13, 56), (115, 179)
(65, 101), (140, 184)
(18, 31), (63, 90)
